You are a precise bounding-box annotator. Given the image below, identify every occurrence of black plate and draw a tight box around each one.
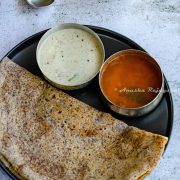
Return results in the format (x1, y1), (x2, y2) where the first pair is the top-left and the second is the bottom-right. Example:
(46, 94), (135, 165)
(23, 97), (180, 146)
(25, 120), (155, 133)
(0, 26), (173, 180)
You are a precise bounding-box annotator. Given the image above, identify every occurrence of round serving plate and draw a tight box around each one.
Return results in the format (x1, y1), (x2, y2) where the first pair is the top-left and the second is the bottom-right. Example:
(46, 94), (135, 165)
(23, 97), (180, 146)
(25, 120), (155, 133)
(0, 25), (173, 180)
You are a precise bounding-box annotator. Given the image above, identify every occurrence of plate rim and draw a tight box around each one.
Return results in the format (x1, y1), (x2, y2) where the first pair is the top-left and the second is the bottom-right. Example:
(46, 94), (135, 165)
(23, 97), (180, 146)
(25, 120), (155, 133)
(0, 25), (174, 180)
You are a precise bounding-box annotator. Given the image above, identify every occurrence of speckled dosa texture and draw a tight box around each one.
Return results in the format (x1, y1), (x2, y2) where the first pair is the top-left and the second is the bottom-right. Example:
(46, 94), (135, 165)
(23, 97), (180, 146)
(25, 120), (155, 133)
(0, 58), (167, 179)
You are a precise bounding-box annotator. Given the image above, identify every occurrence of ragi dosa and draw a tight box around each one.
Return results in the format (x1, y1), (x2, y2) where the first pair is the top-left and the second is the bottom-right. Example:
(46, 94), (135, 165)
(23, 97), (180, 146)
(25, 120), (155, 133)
(0, 58), (167, 180)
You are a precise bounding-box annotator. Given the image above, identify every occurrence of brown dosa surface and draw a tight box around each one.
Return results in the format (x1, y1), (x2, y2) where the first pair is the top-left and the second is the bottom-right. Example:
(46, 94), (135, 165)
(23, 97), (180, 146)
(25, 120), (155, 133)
(0, 58), (167, 180)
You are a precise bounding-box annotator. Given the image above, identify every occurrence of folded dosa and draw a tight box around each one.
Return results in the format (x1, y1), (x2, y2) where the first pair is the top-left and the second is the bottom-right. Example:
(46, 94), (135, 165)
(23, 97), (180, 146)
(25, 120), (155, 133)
(0, 58), (167, 180)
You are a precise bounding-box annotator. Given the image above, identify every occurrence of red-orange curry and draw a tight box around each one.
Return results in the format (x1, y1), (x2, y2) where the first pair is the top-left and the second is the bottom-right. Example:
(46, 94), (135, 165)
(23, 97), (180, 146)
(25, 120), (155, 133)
(100, 53), (162, 108)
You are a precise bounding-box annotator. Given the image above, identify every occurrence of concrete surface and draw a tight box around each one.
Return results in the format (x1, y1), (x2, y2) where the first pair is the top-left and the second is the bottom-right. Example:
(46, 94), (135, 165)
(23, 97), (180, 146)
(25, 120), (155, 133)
(0, 0), (180, 179)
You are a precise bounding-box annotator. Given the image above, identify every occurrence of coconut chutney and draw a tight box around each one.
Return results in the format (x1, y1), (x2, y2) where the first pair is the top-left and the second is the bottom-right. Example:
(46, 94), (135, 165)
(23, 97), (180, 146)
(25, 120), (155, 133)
(38, 28), (103, 86)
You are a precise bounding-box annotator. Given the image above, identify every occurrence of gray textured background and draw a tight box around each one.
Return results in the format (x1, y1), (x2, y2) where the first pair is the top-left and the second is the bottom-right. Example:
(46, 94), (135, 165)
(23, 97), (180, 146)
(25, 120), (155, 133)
(0, 0), (180, 179)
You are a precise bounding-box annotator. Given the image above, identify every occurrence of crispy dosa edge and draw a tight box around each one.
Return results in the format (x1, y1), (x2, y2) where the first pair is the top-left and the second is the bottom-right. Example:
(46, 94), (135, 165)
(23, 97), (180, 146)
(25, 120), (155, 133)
(0, 154), (27, 180)
(127, 127), (167, 180)
(0, 57), (168, 180)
